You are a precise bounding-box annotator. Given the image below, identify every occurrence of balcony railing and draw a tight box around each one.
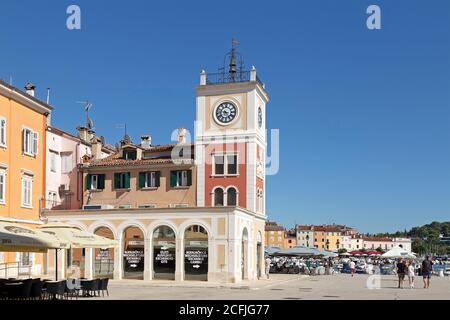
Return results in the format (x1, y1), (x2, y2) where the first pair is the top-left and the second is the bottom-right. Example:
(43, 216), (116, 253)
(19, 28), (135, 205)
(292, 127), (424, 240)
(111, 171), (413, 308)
(206, 71), (263, 86)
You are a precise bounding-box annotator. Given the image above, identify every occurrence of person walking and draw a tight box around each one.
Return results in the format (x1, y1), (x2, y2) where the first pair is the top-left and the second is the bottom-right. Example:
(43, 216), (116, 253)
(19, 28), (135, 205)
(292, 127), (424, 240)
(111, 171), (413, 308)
(349, 260), (356, 277)
(265, 257), (272, 280)
(396, 258), (406, 288)
(407, 260), (415, 289)
(422, 256), (433, 289)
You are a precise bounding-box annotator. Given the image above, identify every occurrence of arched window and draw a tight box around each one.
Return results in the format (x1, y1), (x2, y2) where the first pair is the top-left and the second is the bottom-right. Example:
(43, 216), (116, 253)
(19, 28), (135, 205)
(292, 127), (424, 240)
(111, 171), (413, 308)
(214, 188), (224, 206)
(227, 187), (237, 206)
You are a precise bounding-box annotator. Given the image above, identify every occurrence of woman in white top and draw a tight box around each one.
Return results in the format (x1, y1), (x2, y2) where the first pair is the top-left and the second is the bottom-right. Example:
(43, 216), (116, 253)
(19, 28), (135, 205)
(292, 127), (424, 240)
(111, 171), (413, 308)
(407, 260), (415, 289)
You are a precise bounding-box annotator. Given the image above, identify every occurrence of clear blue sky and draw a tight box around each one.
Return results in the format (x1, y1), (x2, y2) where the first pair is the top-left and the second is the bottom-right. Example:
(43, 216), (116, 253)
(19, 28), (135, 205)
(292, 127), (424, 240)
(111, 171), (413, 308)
(1, 0), (449, 233)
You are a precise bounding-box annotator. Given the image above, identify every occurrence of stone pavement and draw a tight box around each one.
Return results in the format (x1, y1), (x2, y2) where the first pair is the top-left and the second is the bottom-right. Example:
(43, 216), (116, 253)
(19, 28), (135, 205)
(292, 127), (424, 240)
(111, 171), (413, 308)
(86, 274), (450, 300)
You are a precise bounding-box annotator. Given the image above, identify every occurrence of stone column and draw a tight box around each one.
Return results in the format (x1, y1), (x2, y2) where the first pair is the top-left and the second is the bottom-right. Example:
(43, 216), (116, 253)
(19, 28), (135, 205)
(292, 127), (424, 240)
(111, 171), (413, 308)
(144, 238), (151, 281)
(84, 248), (94, 280)
(56, 249), (66, 280)
(175, 238), (184, 281)
(113, 240), (122, 280)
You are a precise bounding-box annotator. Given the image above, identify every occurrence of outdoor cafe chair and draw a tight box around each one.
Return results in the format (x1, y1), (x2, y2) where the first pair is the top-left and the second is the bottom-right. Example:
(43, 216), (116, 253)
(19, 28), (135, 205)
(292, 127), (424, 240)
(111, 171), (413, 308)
(99, 278), (109, 297)
(44, 280), (66, 300)
(29, 279), (45, 300)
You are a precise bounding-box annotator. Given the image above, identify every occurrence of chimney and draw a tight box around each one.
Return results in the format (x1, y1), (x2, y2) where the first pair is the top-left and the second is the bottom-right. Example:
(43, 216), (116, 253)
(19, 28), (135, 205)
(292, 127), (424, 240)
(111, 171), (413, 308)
(77, 126), (89, 143)
(177, 128), (187, 144)
(91, 137), (103, 160)
(25, 83), (36, 97)
(141, 135), (151, 149)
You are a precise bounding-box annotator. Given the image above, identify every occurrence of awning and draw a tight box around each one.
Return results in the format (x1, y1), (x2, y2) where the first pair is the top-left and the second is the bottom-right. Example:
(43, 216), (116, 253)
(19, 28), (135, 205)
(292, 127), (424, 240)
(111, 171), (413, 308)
(38, 222), (118, 249)
(0, 217), (68, 253)
(381, 246), (416, 259)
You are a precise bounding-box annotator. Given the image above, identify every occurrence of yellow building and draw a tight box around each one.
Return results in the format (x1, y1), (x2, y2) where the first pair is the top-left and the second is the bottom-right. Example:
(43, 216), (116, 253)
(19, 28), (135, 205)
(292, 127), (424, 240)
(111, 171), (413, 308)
(324, 228), (342, 251)
(0, 81), (52, 275)
(265, 221), (285, 248)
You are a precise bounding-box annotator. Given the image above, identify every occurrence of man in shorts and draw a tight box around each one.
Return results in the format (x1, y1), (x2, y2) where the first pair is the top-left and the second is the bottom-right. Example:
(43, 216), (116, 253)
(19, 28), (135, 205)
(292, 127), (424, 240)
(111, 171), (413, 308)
(422, 256), (433, 289)
(396, 258), (406, 288)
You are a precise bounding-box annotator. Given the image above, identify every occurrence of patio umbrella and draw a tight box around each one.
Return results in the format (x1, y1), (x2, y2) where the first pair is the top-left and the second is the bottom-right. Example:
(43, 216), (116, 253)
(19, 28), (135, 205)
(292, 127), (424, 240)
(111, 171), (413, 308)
(318, 250), (338, 258)
(339, 252), (351, 256)
(38, 223), (118, 249)
(0, 217), (67, 253)
(38, 222), (118, 281)
(265, 246), (282, 255)
(381, 246), (416, 259)
(273, 246), (322, 257)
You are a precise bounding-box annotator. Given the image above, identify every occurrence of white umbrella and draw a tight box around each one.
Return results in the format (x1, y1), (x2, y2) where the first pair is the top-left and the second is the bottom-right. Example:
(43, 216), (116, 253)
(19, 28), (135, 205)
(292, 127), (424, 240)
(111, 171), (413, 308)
(38, 223), (118, 249)
(0, 217), (67, 253)
(381, 246), (416, 259)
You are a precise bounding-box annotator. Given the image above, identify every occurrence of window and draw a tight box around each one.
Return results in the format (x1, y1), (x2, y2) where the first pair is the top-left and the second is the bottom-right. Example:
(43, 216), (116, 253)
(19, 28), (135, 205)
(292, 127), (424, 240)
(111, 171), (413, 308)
(139, 171), (160, 188)
(214, 188), (224, 206)
(123, 150), (137, 160)
(22, 128), (38, 156)
(50, 151), (57, 173)
(172, 204), (189, 208)
(0, 117), (6, 146)
(61, 152), (73, 173)
(170, 170), (192, 187)
(0, 170), (5, 204)
(86, 174), (105, 190)
(21, 175), (33, 208)
(138, 204), (156, 209)
(214, 155), (224, 175)
(227, 187), (237, 206)
(20, 252), (31, 267)
(114, 172), (131, 189)
(48, 191), (57, 207)
(227, 154), (237, 175)
(256, 189), (263, 213)
(212, 154), (238, 176)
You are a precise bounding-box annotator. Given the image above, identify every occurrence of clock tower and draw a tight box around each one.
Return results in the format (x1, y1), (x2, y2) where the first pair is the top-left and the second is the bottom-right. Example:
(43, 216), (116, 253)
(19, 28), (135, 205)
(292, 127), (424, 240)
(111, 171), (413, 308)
(195, 44), (269, 216)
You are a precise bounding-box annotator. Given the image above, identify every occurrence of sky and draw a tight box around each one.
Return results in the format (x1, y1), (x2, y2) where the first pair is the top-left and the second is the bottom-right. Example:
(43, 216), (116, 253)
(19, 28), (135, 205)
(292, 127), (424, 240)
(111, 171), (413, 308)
(0, 0), (449, 233)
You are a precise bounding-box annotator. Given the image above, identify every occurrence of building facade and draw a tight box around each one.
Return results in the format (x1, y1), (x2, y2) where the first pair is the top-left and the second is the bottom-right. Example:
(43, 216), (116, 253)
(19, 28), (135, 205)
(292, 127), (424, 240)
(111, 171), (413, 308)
(46, 126), (114, 211)
(0, 81), (52, 274)
(43, 49), (269, 283)
(295, 225), (315, 248)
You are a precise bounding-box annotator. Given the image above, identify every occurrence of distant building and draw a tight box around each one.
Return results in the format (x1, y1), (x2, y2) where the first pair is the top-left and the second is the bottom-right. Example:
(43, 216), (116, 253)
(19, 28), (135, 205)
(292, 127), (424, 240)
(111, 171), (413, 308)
(284, 229), (297, 248)
(265, 221), (286, 248)
(296, 225), (315, 248)
(45, 126), (114, 210)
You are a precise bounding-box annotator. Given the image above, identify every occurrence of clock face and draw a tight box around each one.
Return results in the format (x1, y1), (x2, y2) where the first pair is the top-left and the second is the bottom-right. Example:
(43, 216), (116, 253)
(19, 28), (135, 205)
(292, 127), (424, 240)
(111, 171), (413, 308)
(258, 107), (263, 128)
(215, 102), (237, 124)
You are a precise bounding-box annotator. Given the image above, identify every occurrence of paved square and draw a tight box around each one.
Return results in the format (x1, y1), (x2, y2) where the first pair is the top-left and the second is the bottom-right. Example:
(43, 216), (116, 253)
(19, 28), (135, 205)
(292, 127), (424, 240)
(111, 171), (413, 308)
(86, 274), (450, 300)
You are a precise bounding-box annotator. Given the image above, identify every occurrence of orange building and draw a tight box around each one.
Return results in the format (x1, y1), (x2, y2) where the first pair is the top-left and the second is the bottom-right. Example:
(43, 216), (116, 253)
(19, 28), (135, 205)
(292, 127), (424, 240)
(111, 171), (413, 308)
(0, 81), (52, 275)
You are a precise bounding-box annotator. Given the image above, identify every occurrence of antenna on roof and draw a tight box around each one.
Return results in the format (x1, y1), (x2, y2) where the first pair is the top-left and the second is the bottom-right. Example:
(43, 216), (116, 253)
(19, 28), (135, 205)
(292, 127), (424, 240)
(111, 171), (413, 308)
(77, 100), (94, 130)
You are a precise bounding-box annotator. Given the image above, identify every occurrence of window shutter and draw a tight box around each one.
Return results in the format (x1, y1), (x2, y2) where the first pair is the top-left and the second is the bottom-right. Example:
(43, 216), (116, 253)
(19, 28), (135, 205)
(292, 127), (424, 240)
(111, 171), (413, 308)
(170, 171), (177, 187)
(114, 173), (120, 189)
(139, 172), (146, 189)
(85, 174), (91, 190)
(33, 132), (38, 155)
(155, 171), (161, 187)
(125, 172), (131, 189)
(187, 170), (192, 186)
(22, 129), (26, 153)
(98, 174), (105, 190)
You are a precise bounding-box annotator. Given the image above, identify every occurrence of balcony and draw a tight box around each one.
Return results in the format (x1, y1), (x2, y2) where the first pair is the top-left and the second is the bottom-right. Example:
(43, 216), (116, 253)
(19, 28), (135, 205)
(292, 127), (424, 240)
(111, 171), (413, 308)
(204, 70), (263, 87)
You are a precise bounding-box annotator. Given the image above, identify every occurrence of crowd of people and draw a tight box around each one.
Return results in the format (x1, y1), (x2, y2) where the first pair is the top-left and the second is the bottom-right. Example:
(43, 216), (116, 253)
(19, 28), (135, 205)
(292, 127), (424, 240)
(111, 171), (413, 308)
(264, 254), (448, 289)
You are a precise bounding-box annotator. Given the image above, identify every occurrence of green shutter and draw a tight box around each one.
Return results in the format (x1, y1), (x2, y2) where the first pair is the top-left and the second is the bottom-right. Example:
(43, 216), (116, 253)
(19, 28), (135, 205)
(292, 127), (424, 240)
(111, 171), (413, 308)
(170, 171), (177, 187)
(85, 174), (91, 190)
(125, 172), (131, 189)
(98, 174), (105, 190)
(156, 171), (161, 187)
(114, 173), (120, 189)
(187, 170), (192, 186)
(139, 172), (146, 188)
